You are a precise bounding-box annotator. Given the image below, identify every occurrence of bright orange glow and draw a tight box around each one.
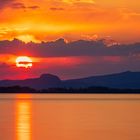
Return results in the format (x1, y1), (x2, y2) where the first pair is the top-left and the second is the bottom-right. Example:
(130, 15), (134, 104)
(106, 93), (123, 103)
(16, 95), (31, 140)
(0, 0), (140, 43)
(16, 56), (33, 68)
(16, 35), (40, 43)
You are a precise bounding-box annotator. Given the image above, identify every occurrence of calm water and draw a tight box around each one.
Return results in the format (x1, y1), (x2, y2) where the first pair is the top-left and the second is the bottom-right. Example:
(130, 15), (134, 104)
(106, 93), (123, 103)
(0, 94), (140, 140)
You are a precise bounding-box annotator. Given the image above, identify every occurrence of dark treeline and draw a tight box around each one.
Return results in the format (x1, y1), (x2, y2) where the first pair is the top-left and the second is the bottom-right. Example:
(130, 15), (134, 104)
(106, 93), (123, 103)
(0, 86), (37, 93)
(0, 86), (140, 93)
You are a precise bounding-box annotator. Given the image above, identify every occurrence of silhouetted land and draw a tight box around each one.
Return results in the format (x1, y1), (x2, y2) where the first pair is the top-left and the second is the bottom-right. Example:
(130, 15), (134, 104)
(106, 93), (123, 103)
(1, 71), (140, 90)
(1, 71), (140, 93)
(0, 86), (140, 93)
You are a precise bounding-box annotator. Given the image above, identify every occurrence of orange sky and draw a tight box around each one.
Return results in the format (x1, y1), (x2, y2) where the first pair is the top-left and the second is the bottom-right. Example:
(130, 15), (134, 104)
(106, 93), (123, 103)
(0, 0), (140, 43)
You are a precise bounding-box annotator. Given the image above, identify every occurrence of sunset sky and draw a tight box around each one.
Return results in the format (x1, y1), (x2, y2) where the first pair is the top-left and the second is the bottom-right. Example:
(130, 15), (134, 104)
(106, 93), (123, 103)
(0, 0), (140, 80)
(0, 0), (140, 42)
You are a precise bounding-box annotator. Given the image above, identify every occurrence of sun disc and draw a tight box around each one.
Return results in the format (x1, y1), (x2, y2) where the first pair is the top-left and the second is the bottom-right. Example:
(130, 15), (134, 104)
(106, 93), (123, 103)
(16, 56), (33, 68)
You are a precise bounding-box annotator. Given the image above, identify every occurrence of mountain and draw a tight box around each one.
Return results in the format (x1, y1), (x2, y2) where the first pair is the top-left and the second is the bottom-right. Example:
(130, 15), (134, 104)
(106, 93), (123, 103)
(64, 71), (140, 89)
(0, 74), (62, 89)
(0, 71), (140, 89)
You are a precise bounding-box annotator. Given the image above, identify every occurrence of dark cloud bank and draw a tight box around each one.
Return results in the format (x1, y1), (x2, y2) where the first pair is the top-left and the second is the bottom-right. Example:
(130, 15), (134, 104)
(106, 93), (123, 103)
(0, 38), (140, 57)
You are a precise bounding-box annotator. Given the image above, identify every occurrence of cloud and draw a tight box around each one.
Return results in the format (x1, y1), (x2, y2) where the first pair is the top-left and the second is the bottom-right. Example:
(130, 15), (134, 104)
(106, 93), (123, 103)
(16, 34), (40, 43)
(81, 34), (98, 40)
(28, 6), (39, 10)
(10, 2), (26, 9)
(0, 38), (140, 57)
(10, 2), (39, 10)
(0, 1), (39, 10)
(0, 0), (15, 9)
(50, 7), (64, 11)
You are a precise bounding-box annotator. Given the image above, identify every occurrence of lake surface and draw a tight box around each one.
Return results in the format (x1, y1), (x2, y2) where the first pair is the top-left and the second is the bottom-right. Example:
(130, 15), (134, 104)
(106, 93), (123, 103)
(0, 94), (140, 140)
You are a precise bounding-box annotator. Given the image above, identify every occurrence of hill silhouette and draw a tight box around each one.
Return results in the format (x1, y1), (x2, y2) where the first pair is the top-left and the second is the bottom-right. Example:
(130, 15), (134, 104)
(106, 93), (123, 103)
(64, 71), (140, 89)
(0, 74), (62, 89)
(0, 71), (140, 90)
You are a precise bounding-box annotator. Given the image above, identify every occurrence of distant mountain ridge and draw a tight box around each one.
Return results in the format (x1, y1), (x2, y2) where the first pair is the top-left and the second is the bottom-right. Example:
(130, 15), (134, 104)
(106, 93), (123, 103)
(0, 74), (62, 89)
(0, 71), (140, 89)
(64, 71), (140, 89)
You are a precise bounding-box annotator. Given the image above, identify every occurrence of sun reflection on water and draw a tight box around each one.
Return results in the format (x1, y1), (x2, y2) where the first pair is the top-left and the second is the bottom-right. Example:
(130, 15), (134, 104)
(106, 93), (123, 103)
(16, 95), (32, 140)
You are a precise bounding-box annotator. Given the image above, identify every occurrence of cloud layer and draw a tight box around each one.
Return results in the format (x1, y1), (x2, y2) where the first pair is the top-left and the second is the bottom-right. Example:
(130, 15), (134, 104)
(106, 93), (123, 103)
(0, 38), (139, 57)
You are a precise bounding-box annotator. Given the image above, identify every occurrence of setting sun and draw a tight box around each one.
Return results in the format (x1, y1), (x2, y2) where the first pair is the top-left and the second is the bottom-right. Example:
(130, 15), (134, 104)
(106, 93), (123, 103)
(16, 56), (33, 68)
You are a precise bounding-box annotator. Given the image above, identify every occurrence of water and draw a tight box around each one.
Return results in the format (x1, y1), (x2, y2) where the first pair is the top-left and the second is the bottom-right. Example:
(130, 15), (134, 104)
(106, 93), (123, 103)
(0, 94), (140, 140)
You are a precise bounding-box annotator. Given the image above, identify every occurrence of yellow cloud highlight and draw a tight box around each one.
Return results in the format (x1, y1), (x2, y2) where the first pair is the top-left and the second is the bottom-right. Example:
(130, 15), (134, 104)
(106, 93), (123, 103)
(16, 34), (40, 43)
